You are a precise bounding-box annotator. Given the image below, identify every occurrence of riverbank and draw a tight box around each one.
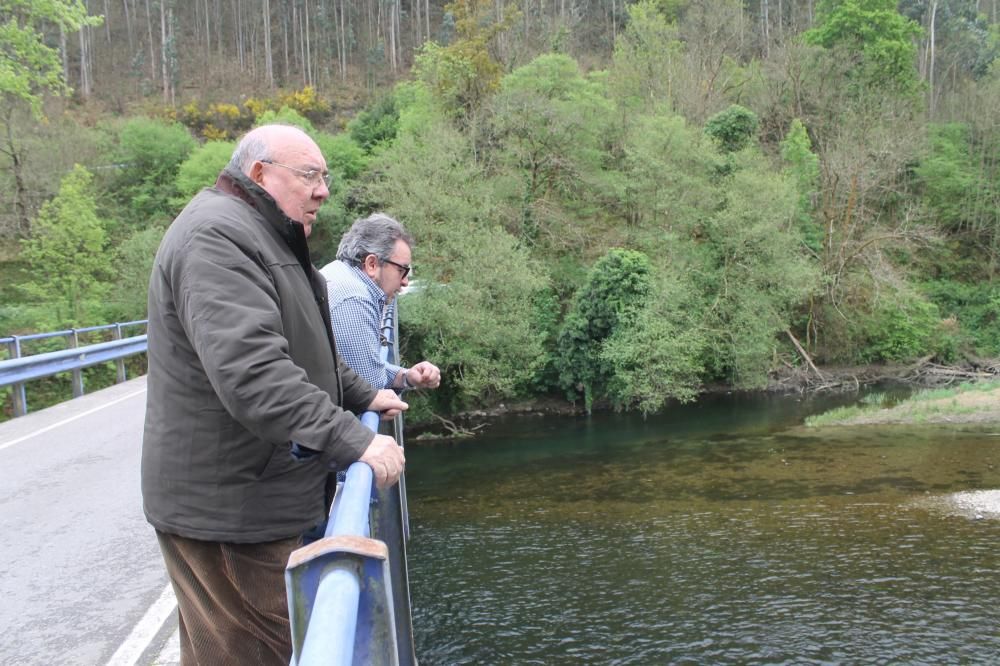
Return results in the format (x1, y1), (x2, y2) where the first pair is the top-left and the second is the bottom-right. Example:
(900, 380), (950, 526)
(408, 358), (1000, 440)
(806, 379), (1000, 426)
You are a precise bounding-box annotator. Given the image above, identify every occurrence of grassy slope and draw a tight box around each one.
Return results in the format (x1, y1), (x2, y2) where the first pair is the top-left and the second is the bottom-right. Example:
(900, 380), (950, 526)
(806, 380), (1000, 426)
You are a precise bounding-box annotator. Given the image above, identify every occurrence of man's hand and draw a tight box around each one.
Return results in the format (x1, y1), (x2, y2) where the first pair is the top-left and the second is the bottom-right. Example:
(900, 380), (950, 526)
(368, 389), (408, 419)
(405, 361), (441, 389)
(359, 434), (405, 488)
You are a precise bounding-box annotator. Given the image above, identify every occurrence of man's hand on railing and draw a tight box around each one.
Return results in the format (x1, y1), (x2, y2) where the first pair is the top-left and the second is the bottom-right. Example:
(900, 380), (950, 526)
(359, 434), (406, 488)
(368, 388), (408, 420)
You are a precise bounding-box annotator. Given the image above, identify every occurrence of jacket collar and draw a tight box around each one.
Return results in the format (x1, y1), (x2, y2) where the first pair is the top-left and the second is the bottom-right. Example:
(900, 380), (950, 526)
(215, 167), (313, 274)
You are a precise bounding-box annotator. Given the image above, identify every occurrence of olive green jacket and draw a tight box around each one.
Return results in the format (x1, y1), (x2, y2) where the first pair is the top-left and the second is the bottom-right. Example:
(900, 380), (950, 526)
(141, 167), (377, 542)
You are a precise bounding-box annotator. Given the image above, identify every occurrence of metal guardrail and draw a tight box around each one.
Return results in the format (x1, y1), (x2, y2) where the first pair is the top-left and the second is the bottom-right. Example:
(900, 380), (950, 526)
(0, 320), (148, 417)
(285, 308), (416, 666)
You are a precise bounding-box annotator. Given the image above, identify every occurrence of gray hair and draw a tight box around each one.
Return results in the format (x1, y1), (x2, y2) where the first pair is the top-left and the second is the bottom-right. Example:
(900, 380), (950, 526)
(226, 124), (309, 174)
(336, 213), (414, 264)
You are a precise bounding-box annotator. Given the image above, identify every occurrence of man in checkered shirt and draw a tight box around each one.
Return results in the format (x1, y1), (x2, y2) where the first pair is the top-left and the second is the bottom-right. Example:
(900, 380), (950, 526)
(321, 213), (441, 393)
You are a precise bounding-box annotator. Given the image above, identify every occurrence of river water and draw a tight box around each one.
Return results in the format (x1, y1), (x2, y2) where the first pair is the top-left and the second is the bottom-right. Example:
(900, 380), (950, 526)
(403, 391), (1000, 664)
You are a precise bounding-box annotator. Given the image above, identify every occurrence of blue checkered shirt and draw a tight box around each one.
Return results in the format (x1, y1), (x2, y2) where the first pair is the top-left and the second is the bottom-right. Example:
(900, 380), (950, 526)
(320, 260), (403, 390)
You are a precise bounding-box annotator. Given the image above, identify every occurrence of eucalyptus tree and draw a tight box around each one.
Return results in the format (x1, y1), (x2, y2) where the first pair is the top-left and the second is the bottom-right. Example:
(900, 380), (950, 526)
(0, 0), (102, 235)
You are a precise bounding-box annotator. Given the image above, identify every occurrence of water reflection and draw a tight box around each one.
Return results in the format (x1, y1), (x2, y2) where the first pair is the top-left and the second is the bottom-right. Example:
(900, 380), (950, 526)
(405, 393), (1000, 664)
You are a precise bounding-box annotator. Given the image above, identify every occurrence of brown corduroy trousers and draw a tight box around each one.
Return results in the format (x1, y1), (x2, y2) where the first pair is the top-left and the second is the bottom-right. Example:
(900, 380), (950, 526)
(155, 530), (301, 666)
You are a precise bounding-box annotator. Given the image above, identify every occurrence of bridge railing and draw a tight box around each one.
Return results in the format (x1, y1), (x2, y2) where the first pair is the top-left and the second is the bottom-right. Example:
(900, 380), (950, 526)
(285, 308), (416, 666)
(0, 320), (148, 417)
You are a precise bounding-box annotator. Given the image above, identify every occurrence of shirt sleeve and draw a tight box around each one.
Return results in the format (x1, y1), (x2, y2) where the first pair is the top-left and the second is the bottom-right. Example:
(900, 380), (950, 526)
(328, 293), (396, 390)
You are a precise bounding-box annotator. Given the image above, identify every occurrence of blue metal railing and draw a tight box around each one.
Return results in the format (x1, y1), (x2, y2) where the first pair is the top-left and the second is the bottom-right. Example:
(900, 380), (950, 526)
(285, 308), (415, 666)
(0, 320), (149, 417)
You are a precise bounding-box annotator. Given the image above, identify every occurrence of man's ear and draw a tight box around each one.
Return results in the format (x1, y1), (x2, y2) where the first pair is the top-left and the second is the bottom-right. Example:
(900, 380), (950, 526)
(249, 161), (265, 185)
(363, 253), (380, 276)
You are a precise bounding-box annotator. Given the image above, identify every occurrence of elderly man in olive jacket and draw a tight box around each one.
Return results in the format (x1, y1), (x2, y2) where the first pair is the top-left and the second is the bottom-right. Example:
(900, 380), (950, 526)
(141, 124), (406, 666)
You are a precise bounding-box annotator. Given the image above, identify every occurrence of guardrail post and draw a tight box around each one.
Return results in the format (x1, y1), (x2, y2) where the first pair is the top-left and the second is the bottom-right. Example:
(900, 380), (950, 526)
(69, 329), (84, 398)
(112, 324), (127, 383)
(6, 337), (27, 417)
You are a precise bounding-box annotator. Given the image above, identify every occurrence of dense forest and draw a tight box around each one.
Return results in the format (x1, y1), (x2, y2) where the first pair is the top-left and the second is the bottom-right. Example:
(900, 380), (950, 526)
(1, 0), (999, 421)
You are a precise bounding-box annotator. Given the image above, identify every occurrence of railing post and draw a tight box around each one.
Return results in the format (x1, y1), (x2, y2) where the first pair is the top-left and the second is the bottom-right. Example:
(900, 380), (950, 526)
(112, 324), (127, 383)
(69, 329), (84, 398)
(7, 337), (27, 417)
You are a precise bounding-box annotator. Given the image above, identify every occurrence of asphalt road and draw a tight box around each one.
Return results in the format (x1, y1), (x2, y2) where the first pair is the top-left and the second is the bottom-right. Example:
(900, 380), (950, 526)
(0, 376), (176, 666)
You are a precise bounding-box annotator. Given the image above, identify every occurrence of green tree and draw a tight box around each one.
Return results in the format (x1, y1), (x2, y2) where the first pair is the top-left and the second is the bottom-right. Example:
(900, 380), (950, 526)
(914, 123), (982, 230)
(490, 54), (613, 245)
(780, 119), (823, 254)
(704, 104), (759, 153)
(111, 117), (196, 230)
(18, 165), (110, 326)
(556, 248), (654, 412)
(602, 273), (706, 414)
(253, 106), (316, 132)
(413, 0), (520, 119)
(317, 133), (367, 181)
(610, 0), (683, 113)
(804, 0), (924, 96)
(348, 93), (400, 153)
(0, 1), (101, 113)
(618, 110), (719, 232)
(403, 227), (549, 411)
(175, 140), (234, 201)
(108, 225), (165, 321)
(695, 155), (821, 385)
(357, 112), (550, 413)
(0, 0), (102, 235)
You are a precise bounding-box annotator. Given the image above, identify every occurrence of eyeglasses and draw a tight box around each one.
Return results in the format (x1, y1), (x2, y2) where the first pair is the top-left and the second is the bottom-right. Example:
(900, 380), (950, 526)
(381, 257), (412, 279)
(260, 159), (331, 187)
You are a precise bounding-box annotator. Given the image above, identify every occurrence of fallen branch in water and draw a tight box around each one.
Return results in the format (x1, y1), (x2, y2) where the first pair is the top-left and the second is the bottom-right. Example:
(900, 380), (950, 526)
(431, 413), (487, 439)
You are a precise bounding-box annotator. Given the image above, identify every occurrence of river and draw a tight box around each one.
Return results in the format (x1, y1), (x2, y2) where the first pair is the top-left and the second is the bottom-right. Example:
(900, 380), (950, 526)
(403, 390), (1000, 664)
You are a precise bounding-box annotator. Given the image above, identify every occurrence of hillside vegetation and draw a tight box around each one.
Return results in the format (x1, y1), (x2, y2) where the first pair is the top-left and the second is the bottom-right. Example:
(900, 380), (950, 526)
(2, 0), (999, 421)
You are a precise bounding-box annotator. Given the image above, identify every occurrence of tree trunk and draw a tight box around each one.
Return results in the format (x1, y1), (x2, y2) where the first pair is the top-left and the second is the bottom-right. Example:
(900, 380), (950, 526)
(103, 0), (112, 42)
(2, 110), (31, 236)
(202, 0), (210, 85)
(122, 0), (134, 51)
(263, 0), (274, 88)
(144, 0), (156, 79)
(928, 0), (937, 118)
(389, 0), (398, 72)
(761, 0), (770, 57)
(79, 3), (93, 99)
(160, 0), (171, 103)
(777, 0), (783, 43)
(282, 5), (290, 82)
(304, 0), (313, 87)
(78, 27), (89, 98)
(341, 0), (349, 80)
(60, 28), (69, 85)
(333, 0), (343, 79)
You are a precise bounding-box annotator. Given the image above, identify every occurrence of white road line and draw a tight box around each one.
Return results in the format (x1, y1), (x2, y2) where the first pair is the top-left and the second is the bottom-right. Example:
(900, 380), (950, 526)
(0, 388), (147, 451)
(152, 629), (181, 665)
(106, 583), (177, 666)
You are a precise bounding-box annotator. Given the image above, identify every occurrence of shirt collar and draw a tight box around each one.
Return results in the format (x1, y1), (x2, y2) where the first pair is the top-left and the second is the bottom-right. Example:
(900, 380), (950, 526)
(347, 262), (389, 307)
